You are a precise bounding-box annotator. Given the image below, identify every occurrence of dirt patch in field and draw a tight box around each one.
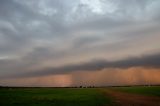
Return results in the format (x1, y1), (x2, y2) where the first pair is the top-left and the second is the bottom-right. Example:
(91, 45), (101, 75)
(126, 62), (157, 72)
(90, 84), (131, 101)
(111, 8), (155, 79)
(104, 89), (160, 106)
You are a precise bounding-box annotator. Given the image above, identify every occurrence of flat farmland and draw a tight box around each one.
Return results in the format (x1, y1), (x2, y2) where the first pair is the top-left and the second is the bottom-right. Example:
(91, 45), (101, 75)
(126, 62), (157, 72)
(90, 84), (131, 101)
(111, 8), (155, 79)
(111, 86), (160, 96)
(0, 86), (160, 106)
(0, 88), (112, 106)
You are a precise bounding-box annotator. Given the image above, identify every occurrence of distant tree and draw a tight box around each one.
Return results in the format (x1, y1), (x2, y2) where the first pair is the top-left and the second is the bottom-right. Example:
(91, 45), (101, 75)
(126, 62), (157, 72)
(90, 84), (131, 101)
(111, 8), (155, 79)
(79, 86), (82, 88)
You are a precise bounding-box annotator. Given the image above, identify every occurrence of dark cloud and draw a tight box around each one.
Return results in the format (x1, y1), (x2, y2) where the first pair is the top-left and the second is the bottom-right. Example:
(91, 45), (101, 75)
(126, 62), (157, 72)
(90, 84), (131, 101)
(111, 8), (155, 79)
(11, 53), (160, 78)
(0, 0), (160, 85)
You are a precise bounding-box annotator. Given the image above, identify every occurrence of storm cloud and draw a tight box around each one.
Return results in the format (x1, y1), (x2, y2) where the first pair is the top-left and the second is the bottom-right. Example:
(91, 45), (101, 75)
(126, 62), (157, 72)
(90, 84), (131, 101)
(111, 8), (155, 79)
(12, 53), (160, 78)
(0, 0), (160, 86)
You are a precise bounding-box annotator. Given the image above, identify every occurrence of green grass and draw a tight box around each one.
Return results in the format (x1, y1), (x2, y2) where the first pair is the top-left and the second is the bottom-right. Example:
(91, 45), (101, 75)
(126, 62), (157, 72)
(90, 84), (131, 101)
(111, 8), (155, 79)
(112, 86), (160, 97)
(0, 88), (112, 106)
(1, 86), (159, 106)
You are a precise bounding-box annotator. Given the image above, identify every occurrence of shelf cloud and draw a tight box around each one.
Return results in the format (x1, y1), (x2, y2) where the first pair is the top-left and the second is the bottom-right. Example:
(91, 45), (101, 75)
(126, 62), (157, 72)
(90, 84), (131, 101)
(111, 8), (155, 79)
(13, 53), (160, 78)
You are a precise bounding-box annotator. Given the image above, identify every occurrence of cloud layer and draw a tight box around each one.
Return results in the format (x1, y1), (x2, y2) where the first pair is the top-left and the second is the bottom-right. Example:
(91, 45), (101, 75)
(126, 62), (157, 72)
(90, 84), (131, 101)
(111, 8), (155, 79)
(1, 67), (160, 87)
(10, 53), (160, 78)
(0, 0), (160, 86)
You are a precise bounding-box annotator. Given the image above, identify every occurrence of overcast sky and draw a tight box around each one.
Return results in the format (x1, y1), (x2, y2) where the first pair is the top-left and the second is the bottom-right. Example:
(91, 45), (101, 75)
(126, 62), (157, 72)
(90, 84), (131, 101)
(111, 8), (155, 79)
(0, 0), (160, 86)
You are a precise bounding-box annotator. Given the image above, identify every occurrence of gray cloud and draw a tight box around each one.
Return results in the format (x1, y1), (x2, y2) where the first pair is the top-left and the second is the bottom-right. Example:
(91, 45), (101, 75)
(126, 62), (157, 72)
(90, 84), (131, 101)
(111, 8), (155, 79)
(9, 53), (160, 78)
(0, 0), (160, 84)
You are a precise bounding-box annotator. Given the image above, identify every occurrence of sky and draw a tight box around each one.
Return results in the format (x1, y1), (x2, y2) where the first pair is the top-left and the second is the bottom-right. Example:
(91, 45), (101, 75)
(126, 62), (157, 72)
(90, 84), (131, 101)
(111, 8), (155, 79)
(0, 0), (160, 87)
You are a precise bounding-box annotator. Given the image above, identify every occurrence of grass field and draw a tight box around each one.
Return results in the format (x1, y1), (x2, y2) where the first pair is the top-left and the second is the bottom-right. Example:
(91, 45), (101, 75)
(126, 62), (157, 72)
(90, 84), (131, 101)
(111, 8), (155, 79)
(112, 86), (160, 96)
(0, 86), (160, 106)
(0, 88), (112, 106)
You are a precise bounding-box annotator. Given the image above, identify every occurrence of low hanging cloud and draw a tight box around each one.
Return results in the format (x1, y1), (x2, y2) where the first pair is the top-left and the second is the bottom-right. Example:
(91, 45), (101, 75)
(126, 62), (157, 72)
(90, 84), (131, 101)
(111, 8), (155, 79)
(1, 67), (160, 87)
(71, 67), (160, 86)
(11, 53), (160, 78)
